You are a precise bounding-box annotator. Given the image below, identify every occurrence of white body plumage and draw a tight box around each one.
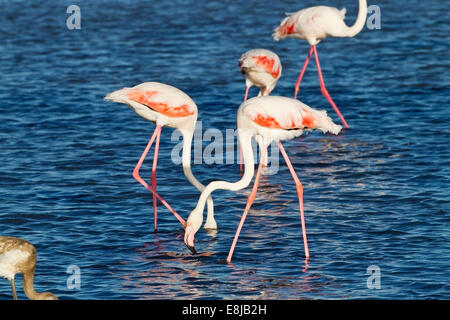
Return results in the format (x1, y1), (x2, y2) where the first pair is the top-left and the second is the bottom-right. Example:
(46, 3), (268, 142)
(105, 82), (197, 131)
(238, 49), (282, 96)
(238, 96), (342, 145)
(273, 0), (368, 45)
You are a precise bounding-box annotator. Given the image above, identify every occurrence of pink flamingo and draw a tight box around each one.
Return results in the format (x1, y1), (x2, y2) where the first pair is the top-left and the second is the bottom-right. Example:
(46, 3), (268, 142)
(238, 49), (282, 172)
(183, 95), (342, 263)
(105, 82), (217, 231)
(238, 49), (282, 101)
(273, 0), (368, 129)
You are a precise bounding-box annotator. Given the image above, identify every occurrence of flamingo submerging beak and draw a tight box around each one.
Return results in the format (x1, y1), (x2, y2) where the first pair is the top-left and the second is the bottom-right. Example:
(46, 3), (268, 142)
(184, 223), (197, 254)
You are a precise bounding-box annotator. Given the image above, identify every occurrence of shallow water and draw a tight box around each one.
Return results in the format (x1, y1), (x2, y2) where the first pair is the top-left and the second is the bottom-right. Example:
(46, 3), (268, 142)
(0, 0), (448, 299)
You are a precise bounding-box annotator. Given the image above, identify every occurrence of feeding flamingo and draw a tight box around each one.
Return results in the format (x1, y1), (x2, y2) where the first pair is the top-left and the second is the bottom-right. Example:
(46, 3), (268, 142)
(105, 82), (217, 231)
(238, 49), (282, 101)
(0, 236), (58, 300)
(183, 95), (342, 263)
(273, 0), (368, 129)
(238, 49), (282, 171)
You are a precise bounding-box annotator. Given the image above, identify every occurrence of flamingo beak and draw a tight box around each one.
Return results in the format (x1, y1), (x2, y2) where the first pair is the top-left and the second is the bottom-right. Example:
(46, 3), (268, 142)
(184, 224), (197, 254)
(185, 243), (196, 255)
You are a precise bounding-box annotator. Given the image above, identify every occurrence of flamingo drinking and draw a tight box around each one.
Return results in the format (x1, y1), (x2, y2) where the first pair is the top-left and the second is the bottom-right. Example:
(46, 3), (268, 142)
(0, 236), (58, 300)
(105, 82), (217, 231)
(183, 96), (342, 263)
(238, 49), (282, 101)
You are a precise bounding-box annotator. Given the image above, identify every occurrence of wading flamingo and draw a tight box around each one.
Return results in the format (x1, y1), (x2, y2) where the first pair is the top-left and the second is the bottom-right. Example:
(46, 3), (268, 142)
(238, 49), (282, 172)
(105, 82), (216, 231)
(238, 49), (282, 101)
(183, 96), (342, 263)
(0, 236), (58, 300)
(273, 0), (368, 128)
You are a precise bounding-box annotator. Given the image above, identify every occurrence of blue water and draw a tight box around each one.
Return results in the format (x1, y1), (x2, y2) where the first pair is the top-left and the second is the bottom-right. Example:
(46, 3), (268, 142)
(0, 0), (448, 300)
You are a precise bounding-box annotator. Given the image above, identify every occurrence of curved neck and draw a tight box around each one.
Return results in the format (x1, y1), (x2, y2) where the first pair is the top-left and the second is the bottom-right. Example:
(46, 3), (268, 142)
(181, 128), (205, 192)
(193, 132), (255, 214)
(344, 0), (367, 37)
(22, 269), (51, 300)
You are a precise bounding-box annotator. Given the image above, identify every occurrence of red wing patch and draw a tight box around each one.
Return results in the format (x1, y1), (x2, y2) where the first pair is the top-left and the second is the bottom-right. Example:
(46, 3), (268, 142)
(126, 90), (194, 118)
(278, 20), (296, 37)
(252, 56), (281, 79)
(301, 108), (316, 128)
(254, 112), (316, 129)
(301, 114), (315, 127)
(253, 114), (282, 128)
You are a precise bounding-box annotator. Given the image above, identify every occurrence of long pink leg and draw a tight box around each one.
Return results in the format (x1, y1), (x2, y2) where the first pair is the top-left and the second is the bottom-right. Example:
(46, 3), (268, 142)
(150, 127), (161, 231)
(132, 125), (186, 228)
(243, 86), (249, 102)
(227, 147), (266, 264)
(278, 141), (309, 258)
(312, 45), (349, 129)
(294, 45), (314, 99)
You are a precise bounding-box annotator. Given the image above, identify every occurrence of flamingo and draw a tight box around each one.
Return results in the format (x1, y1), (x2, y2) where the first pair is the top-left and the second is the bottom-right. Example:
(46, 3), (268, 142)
(238, 49), (282, 101)
(238, 49), (282, 172)
(273, 0), (368, 129)
(183, 96), (342, 263)
(105, 82), (217, 231)
(0, 236), (58, 300)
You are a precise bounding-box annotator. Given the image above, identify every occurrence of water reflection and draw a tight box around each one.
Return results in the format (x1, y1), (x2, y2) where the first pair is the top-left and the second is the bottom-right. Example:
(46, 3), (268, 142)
(223, 258), (348, 299)
(119, 235), (217, 299)
(233, 179), (288, 209)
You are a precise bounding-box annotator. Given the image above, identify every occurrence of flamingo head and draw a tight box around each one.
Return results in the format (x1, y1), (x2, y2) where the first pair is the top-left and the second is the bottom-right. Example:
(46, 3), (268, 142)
(184, 208), (203, 254)
(33, 292), (59, 300)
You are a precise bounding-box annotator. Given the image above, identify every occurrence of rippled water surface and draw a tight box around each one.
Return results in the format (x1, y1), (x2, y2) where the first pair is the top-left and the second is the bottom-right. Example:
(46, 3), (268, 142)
(0, 0), (449, 299)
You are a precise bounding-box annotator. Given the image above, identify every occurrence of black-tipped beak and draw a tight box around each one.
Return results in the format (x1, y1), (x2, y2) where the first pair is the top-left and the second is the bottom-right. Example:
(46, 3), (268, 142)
(185, 242), (197, 255)
(184, 223), (197, 254)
